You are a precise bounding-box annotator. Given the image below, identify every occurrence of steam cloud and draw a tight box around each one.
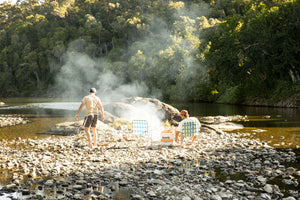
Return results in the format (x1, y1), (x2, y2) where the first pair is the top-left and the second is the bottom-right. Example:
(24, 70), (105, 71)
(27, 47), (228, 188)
(54, 40), (166, 140)
(54, 42), (169, 140)
(55, 47), (153, 102)
(53, 3), (210, 139)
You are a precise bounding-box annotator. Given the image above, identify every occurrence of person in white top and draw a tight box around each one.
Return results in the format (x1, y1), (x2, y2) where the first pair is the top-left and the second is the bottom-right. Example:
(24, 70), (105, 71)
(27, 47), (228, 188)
(75, 88), (104, 148)
(175, 110), (201, 146)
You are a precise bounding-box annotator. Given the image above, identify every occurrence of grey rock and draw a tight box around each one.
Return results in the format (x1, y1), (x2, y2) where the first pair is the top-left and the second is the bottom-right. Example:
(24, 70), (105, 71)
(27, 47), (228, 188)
(72, 185), (84, 190)
(263, 184), (273, 193)
(260, 193), (271, 200)
(257, 176), (267, 184)
(147, 190), (156, 197)
(282, 179), (293, 185)
(182, 196), (192, 200)
(211, 194), (222, 200)
(44, 179), (54, 186)
(282, 197), (296, 200)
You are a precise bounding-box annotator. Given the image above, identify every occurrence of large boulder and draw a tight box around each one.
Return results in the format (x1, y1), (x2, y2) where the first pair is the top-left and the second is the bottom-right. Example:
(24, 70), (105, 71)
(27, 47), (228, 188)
(104, 103), (139, 119)
(103, 111), (119, 124)
(104, 97), (181, 126)
(44, 121), (82, 136)
(129, 97), (181, 126)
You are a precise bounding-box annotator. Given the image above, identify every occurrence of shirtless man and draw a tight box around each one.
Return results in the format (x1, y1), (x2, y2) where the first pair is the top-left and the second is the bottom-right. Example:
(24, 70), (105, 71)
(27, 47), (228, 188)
(75, 88), (104, 148)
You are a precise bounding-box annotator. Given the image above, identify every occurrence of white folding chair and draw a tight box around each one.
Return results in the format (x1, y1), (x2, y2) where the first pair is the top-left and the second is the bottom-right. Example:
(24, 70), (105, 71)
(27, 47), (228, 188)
(132, 120), (153, 145)
(132, 120), (148, 136)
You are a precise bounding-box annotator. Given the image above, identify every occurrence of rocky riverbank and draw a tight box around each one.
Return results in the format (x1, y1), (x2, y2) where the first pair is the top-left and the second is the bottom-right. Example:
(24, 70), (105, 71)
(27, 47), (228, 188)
(0, 121), (299, 200)
(0, 115), (30, 128)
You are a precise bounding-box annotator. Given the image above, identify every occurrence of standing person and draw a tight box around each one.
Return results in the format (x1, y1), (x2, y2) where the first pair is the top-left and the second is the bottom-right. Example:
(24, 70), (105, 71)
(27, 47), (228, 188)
(75, 88), (104, 148)
(175, 110), (201, 146)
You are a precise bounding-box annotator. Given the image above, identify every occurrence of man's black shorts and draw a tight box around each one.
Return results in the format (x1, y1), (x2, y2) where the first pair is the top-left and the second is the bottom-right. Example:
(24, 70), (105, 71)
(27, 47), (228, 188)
(83, 115), (98, 127)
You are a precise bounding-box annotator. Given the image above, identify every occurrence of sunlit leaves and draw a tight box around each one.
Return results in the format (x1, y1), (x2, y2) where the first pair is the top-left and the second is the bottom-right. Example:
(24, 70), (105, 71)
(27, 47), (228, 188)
(84, 14), (97, 28)
(127, 16), (141, 26)
(197, 16), (210, 29)
(50, 0), (75, 18)
(108, 2), (120, 9)
(128, 49), (146, 81)
(168, 1), (185, 10)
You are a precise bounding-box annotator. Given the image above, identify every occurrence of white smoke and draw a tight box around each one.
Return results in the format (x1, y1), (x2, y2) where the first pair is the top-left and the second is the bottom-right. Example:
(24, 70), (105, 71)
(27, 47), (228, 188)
(54, 41), (158, 102)
(121, 100), (166, 141)
(96, 71), (151, 103)
(55, 51), (98, 98)
(54, 41), (166, 140)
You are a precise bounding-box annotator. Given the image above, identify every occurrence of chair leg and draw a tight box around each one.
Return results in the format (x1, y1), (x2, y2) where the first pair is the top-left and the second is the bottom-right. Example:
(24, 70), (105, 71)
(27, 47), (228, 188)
(175, 131), (180, 143)
(190, 136), (197, 145)
(180, 134), (184, 146)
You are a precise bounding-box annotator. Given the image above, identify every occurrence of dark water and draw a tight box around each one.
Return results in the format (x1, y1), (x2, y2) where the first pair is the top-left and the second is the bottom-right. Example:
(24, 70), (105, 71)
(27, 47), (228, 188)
(0, 99), (300, 148)
(173, 102), (300, 148)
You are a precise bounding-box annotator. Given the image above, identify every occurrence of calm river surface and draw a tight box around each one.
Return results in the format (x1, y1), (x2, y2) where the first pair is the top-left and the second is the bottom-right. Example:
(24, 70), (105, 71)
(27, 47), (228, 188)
(0, 98), (299, 148)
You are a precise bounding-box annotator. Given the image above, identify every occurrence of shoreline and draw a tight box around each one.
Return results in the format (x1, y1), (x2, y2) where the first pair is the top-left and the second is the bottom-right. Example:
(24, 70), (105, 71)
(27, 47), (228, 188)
(0, 123), (299, 199)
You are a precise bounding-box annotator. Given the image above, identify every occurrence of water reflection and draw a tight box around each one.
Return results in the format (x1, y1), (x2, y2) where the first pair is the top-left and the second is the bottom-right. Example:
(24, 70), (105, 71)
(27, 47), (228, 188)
(173, 102), (300, 122)
(0, 100), (78, 140)
(0, 117), (73, 140)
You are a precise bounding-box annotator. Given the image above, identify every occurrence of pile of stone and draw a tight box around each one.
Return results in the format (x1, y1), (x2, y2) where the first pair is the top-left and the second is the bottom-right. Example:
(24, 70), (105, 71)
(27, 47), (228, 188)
(0, 114), (30, 128)
(200, 115), (248, 123)
(0, 122), (299, 200)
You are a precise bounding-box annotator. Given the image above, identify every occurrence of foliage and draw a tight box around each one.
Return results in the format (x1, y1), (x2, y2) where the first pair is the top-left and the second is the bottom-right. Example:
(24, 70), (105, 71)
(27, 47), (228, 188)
(205, 0), (300, 103)
(0, 0), (299, 105)
(217, 85), (243, 104)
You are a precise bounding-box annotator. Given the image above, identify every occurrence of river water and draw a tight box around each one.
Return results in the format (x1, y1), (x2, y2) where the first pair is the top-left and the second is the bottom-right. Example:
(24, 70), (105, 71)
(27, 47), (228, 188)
(0, 98), (299, 148)
(173, 102), (300, 149)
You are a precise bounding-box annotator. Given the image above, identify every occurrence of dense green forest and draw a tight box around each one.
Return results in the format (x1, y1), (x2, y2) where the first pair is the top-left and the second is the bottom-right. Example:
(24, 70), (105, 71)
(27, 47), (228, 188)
(0, 0), (299, 105)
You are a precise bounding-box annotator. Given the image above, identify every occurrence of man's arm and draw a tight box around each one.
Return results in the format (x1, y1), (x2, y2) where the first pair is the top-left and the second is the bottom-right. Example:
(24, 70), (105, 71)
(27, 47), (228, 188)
(175, 122), (183, 143)
(75, 102), (84, 121)
(97, 101), (105, 121)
